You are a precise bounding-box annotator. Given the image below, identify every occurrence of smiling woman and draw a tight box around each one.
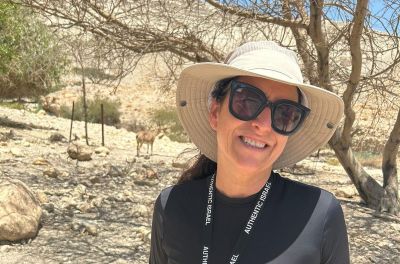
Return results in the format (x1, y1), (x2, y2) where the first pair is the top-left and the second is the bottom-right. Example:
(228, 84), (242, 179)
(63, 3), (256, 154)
(207, 76), (304, 196)
(149, 41), (349, 264)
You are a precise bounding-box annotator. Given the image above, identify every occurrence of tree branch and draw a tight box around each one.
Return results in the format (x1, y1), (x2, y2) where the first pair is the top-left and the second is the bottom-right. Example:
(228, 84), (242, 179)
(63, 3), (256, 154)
(341, 0), (369, 147)
(205, 0), (308, 29)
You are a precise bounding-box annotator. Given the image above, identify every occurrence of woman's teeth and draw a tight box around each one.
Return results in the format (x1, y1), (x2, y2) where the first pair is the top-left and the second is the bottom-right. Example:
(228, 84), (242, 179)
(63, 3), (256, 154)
(241, 136), (266, 149)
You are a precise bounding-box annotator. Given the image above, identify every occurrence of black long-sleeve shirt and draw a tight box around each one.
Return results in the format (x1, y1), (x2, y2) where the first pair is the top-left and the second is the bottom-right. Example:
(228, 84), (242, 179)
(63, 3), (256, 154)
(149, 172), (350, 264)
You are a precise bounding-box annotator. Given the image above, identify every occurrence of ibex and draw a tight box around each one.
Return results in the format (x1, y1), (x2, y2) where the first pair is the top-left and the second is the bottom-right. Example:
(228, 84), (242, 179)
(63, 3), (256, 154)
(136, 128), (163, 157)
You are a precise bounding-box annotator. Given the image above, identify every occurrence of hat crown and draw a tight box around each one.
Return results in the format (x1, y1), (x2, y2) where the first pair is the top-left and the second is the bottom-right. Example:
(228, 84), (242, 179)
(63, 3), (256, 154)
(225, 41), (304, 83)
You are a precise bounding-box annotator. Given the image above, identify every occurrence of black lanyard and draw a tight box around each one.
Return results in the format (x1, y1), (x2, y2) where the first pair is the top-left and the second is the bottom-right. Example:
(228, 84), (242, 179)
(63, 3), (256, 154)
(201, 173), (273, 264)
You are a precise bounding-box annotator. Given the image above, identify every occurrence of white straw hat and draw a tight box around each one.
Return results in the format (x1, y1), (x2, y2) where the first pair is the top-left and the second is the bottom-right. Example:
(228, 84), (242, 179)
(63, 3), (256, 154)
(176, 41), (344, 169)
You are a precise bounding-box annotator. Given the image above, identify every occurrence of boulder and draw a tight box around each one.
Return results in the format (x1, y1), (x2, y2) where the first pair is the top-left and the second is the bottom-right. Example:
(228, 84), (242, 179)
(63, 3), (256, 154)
(39, 95), (61, 116)
(43, 167), (61, 178)
(67, 143), (93, 161)
(0, 178), (42, 241)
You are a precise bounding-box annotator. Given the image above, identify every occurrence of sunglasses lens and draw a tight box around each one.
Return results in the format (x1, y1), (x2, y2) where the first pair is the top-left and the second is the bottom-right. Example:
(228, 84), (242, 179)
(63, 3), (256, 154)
(273, 103), (303, 134)
(229, 80), (308, 135)
(231, 87), (263, 120)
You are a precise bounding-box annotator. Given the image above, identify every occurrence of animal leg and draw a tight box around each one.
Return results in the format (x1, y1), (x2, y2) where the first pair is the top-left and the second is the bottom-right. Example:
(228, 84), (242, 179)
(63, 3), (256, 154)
(137, 142), (142, 157)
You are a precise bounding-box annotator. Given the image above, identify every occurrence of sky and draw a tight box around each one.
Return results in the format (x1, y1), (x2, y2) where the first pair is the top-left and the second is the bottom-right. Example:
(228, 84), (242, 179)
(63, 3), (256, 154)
(366, 1), (398, 33)
(229, 0), (398, 33)
(322, 1), (398, 33)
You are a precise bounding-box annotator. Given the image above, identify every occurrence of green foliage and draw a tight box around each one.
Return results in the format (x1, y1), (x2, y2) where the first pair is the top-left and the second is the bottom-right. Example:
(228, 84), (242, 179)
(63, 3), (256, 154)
(88, 95), (121, 125)
(0, 3), (67, 99)
(60, 96), (121, 126)
(59, 104), (73, 119)
(0, 3), (19, 72)
(0, 101), (25, 110)
(151, 107), (189, 142)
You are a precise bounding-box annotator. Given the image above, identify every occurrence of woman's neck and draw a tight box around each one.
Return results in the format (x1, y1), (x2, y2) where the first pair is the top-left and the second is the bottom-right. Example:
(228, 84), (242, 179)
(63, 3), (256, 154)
(215, 166), (272, 198)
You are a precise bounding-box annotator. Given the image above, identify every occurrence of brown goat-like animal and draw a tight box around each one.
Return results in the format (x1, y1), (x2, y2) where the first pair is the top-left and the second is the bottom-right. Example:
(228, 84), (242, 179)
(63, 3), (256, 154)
(136, 129), (162, 156)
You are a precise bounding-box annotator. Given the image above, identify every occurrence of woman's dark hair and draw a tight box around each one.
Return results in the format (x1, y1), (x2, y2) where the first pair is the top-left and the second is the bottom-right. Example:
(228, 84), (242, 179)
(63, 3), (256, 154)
(211, 77), (234, 102)
(177, 154), (217, 184)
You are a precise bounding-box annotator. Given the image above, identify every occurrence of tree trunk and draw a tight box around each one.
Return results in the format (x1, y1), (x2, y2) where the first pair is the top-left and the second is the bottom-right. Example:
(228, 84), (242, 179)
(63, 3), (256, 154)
(282, 0), (319, 85)
(308, 0), (333, 92)
(329, 0), (396, 209)
(381, 107), (400, 214)
(329, 130), (384, 208)
(305, 0), (398, 213)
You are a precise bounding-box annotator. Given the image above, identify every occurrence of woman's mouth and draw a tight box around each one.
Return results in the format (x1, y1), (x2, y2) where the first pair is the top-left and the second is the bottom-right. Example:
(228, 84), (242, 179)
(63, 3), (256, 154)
(240, 136), (267, 149)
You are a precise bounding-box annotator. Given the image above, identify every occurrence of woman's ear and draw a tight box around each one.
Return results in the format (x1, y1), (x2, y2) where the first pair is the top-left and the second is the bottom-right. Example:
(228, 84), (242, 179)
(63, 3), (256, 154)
(209, 99), (219, 131)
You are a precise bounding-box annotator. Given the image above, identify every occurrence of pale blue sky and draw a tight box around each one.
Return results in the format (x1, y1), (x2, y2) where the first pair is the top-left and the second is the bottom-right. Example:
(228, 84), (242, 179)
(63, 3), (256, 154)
(229, 1), (398, 33)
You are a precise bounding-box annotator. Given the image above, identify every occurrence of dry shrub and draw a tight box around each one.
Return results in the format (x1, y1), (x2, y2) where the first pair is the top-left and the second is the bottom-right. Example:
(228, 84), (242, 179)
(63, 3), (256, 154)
(59, 95), (121, 126)
(150, 107), (189, 142)
(355, 151), (382, 168)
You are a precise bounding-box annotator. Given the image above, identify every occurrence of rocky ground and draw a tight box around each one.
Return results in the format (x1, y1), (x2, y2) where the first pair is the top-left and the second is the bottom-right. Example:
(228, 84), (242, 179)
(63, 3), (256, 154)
(0, 106), (399, 264)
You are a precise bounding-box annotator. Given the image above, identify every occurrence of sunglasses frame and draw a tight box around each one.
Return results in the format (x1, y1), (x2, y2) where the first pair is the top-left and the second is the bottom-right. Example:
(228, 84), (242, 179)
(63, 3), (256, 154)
(228, 80), (311, 136)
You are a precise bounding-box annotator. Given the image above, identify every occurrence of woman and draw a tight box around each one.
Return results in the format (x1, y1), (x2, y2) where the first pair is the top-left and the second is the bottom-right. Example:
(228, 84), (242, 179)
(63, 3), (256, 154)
(149, 41), (350, 264)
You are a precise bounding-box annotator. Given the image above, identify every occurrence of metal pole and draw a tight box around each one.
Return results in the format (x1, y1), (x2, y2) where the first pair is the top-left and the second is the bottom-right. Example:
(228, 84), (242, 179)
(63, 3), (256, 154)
(69, 101), (75, 142)
(101, 103), (104, 146)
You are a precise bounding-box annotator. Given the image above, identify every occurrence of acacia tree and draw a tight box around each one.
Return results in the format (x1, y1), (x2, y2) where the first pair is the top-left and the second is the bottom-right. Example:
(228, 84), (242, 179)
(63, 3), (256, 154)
(14, 0), (400, 214)
(204, 0), (400, 214)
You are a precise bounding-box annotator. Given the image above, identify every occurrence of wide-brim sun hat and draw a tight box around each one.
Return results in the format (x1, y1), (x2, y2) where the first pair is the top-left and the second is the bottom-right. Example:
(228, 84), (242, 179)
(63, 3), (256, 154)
(176, 41), (344, 169)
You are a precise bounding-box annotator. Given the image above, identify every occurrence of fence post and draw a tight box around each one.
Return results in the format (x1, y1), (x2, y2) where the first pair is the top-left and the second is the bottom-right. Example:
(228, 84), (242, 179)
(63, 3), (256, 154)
(101, 103), (104, 146)
(69, 101), (75, 142)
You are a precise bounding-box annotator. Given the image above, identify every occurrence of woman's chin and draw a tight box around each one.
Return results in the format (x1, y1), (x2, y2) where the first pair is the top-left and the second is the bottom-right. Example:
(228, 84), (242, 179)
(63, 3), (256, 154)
(231, 154), (274, 173)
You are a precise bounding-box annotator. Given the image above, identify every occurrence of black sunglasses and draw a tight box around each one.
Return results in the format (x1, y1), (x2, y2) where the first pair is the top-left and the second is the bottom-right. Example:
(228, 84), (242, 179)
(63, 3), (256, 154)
(227, 80), (310, 135)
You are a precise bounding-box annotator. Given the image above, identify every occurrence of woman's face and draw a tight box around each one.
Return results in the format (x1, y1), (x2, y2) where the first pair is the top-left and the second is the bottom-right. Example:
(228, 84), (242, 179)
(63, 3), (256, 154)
(209, 76), (298, 173)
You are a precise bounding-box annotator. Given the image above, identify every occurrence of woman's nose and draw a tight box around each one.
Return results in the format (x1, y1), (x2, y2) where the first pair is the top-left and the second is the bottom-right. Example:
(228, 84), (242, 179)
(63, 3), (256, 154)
(251, 107), (273, 131)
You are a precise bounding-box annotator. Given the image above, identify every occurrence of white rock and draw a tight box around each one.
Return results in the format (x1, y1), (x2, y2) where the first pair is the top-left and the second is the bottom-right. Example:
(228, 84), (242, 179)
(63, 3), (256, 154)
(335, 186), (358, 198)
(43, 167), (61, 178)
(35, 190), (49, 204)
(33, 158), (51, 166)
(67, 143), (93, 161)
(133, 204), (149, 218)
(37, 109), (47, 115)
(95, 146), (110, 154)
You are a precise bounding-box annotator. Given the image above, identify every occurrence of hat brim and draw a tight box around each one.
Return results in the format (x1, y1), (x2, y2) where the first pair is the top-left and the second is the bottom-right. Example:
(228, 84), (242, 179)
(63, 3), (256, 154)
(176, 63), (344, 169)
